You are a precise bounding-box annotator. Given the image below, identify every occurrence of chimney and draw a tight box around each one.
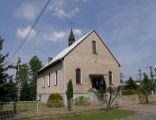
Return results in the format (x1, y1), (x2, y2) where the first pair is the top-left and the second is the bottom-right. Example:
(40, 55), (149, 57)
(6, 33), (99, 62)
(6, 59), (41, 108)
(48, 57), (53, 63)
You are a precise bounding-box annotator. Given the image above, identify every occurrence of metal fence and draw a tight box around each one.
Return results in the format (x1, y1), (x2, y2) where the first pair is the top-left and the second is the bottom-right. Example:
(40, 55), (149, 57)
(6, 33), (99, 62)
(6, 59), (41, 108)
(0, 100), (105, 119)
(0, 95), (156, 119)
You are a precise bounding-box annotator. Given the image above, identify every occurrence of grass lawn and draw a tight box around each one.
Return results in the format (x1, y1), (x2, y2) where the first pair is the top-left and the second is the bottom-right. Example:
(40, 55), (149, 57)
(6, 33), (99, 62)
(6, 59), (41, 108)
(44, 109), (137, 120)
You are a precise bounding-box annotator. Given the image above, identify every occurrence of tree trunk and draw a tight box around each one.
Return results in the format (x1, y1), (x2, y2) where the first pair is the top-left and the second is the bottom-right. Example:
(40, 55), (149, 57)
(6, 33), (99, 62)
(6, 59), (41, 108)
(145, 96), (149, 103)
(67, 99), (72, 111)
(106, 103), (111, 111)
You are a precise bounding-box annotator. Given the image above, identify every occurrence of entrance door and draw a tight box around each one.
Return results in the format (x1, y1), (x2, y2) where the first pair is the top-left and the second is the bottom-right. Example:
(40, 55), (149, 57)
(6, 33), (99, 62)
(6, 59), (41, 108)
(91, 76), (105, 90)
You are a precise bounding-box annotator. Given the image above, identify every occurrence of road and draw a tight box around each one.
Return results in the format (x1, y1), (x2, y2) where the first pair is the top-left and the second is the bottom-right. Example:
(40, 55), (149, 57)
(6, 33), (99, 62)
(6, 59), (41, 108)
(121, 104), (156, 120)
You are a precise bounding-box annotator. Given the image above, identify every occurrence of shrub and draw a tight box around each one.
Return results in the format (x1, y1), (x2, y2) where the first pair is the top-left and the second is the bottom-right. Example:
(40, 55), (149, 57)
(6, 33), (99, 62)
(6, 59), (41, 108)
(47, 93), (64, 108)
(74, 96), (90, 106)
(66, 80), (73, 111)
(122, 89), (138, 95)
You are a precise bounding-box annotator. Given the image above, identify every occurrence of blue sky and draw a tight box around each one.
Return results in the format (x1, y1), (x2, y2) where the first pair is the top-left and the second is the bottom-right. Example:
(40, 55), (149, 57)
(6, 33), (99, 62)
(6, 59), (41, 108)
(0, 0), (156, 79)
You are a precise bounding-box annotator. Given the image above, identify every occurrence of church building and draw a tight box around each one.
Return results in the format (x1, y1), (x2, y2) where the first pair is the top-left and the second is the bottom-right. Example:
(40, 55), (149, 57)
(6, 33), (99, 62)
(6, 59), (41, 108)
(37, 29), (120, 102)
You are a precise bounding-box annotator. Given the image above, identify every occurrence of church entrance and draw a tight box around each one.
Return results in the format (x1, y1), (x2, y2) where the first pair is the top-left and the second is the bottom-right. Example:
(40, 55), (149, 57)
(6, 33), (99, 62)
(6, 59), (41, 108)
(89, 74), (106, 90)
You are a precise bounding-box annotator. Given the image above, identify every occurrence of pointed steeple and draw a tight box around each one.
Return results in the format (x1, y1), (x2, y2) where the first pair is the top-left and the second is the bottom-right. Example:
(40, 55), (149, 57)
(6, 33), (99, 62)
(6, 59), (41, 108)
(68, 29), (75, 46)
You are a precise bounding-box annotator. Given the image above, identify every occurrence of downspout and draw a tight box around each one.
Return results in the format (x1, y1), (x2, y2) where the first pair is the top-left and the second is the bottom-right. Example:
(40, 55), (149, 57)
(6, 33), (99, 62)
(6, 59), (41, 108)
(59, 59), (66, 95)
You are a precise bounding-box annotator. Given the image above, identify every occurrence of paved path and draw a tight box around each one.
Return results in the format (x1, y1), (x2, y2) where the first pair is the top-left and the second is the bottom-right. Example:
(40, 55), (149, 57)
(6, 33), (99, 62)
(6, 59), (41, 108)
(121, 104), (156, 120)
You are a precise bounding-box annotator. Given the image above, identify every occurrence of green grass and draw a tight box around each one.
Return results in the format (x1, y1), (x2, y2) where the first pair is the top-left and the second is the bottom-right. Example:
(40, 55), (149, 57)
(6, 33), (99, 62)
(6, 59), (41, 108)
(44, 109), (137, 120)
(1, 102), (138, 120)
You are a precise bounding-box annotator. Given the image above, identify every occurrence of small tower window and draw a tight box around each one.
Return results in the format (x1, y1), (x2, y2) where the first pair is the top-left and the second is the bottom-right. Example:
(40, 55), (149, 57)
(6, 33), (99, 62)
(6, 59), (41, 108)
(108, 71), (113, 85)
(92, 41), (97, 54)
(76, 68), (81, 84)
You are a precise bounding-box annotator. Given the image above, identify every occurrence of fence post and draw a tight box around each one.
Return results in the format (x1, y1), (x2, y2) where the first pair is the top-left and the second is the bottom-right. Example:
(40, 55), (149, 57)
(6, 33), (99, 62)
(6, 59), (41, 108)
(37, 101), (39, 117)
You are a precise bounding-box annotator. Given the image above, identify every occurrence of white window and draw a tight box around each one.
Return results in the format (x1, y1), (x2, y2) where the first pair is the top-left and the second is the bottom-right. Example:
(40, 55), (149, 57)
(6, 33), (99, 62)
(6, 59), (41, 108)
(54, 71), (57, 86)
(48, 74), (50, 87)
(42, 77), (45, 88)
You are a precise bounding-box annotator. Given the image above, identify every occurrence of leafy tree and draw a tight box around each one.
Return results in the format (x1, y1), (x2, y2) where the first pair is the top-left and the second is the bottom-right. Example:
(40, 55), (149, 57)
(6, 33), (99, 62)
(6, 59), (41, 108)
(20, 79), (31, 101)
(139, 73), (153, 103)
(29, 56), (43, 100)
(18, 64), (29, 84)
(19, 64), (31, 101)
(66, 80), (73, 111)
(96, 84), (120, 110)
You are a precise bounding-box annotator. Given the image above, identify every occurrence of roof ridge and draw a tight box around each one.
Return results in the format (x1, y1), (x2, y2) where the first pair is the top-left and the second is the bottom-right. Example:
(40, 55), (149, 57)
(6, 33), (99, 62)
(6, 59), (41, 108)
(38, 30), (94, 72)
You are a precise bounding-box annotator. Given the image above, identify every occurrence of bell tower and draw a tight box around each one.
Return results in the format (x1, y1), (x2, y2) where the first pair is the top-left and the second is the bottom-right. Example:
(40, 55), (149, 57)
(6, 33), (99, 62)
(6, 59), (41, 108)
(68, 28), (75, 46)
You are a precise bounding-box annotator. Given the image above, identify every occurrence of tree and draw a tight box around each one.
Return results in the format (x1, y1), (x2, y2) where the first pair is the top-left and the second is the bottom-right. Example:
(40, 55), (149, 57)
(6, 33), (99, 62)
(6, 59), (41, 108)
(66, 80), (73, 111)
(19, 64), (31, 101)
(0, 36), (17, 109)
(29, 56), (43, 100)
(139, 73), (153, 103)
(96, 84), (120, 110)
(0, 37), (10, 84)
(97, 86), (120, 110)
(125, 77), (138, 90)
(20, 79), (31, 101)
(122, 77), (138, 95)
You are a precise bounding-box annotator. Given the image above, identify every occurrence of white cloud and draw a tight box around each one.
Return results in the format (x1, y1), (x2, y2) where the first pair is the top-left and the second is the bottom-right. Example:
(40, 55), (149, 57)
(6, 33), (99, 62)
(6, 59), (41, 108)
(17, 25), (36, 39)
(49, 0), (79, 18)
(44, 31), (67, 42)
(53, 7), (79, 18)
(76, 0), (87, 2)
(73, 29), (82, 36)
(43, 29), (82, 42)
(15, 3), (39, 21)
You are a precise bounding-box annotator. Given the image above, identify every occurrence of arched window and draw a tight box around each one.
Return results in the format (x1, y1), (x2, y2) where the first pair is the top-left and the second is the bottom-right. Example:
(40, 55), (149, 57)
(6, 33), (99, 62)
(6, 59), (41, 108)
(92, 41), (97, 54)
(76, 68), (81, 84)
(108, 71), (113, 85)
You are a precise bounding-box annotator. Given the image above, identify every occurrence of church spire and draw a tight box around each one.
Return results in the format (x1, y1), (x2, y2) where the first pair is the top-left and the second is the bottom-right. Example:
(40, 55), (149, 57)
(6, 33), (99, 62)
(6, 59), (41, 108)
(68, 28), (75, 46)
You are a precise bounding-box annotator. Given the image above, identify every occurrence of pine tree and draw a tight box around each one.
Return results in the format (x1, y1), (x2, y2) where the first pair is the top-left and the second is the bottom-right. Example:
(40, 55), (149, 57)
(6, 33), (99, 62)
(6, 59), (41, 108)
(0, 36), (17, 108)
(0, 37), (9, 84)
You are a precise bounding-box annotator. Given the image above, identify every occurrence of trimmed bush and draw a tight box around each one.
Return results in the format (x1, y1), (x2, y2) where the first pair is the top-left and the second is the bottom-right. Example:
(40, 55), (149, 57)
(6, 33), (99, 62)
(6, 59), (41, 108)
(66, 80), (73, 111)
(122, 89), (138, 95)
(74, 96), (90, 106)
(47, 93), (64, 108)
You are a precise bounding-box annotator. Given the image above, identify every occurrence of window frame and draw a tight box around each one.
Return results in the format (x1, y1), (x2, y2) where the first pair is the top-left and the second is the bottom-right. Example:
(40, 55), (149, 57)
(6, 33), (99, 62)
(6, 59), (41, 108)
(76, 68), (82, 84)
(92, 41), (97, 54)
(108, 71), (113, 85)
(42, 77), (45, 88)
(54, 71), (57, 86)
(48, 73), (50, 87)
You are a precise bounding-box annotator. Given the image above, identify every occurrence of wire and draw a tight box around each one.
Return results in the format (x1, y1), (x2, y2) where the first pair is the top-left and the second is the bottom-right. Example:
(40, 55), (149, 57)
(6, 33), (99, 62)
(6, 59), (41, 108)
(8, 0), (51, 62)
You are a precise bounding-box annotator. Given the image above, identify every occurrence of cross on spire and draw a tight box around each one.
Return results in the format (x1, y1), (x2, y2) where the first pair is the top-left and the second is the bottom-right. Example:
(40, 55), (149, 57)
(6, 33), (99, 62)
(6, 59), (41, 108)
(68, 20), (75, 29)
(68, 20), (75, 46)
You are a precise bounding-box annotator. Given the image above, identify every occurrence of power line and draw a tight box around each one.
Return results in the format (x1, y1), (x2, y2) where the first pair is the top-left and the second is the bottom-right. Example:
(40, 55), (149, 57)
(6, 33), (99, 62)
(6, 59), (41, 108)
(8, 0), (51, 62)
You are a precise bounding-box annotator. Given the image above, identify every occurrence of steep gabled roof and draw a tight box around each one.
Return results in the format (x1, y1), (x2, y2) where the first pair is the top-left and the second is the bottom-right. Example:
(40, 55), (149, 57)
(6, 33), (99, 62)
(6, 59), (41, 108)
(38, 30), (93, 73)
(38, 30), (120, 73)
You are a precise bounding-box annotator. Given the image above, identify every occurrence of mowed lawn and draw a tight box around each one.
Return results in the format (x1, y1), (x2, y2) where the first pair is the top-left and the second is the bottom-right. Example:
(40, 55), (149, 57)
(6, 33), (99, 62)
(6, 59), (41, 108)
(44, 109), (137, 120)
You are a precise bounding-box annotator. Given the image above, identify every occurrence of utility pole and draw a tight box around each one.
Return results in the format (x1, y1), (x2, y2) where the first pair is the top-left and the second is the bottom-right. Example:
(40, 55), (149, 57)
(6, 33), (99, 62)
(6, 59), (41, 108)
(120, 73), (124, 83)
(150, 66), (154, 83)
(8, 57), (21, 113)
(15, 57), (21, 101)
(138, 69), (142, 81)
